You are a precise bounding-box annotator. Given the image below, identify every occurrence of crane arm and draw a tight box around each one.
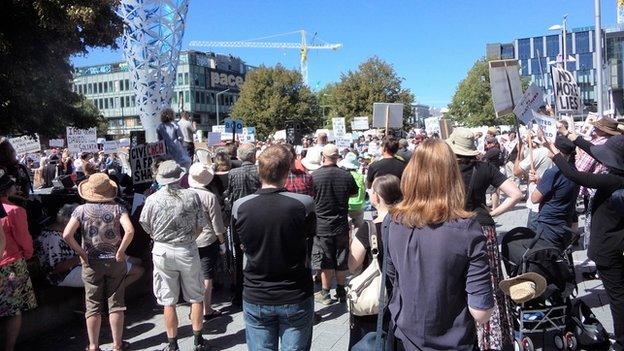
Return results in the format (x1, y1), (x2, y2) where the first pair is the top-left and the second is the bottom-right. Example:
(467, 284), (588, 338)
(189, 40), (342, 50)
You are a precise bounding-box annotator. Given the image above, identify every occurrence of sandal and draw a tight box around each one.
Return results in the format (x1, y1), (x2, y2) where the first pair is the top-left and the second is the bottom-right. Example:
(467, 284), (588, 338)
(203, 309), (223, 321)
(112, 340), (130, 351)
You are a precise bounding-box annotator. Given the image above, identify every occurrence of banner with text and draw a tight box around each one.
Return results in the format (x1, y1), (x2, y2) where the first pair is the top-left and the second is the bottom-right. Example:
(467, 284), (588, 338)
(332, 118), (346, 138)
(372, 103), (404, 128)
(67, 127), (98, 154)
(130, 141), (166, 184)
(9, 134), (41, 155)
(351, 116), (370, 131)
(513, 84), (544, 126)
(103, 140), (120, 153)
(551, 66), (583, 114)
(531, 111), (557, 143)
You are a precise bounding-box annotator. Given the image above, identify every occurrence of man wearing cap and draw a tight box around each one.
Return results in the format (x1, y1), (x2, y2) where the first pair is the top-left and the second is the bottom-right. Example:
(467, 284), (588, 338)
(312, 144), (358, 304)
(139, 160), (209, 351)
(188, 163), (227, 320)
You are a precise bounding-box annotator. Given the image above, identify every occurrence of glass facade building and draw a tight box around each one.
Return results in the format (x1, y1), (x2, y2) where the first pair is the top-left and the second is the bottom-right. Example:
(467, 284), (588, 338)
(72, 51), (249, 136)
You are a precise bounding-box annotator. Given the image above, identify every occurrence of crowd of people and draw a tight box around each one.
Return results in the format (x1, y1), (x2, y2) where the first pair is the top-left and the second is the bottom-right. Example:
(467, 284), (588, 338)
(0, 108), (623, 351)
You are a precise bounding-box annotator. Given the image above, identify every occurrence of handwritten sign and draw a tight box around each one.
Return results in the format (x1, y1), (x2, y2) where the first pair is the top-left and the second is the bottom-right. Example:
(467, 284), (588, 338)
(207, 132), (222, 146)
(49, 139), (65, 148)
(532, 111), (557, 143)
(9, 134), (41, 155)
(332, 118), (346, 138)
(513, 84), (544, 125)
(130, 141), (166, 184)
(352, 116), (369, 130)
(336, 138), (351, 150)
(67, 127), (98, 153)
(551, 66), (583, 114)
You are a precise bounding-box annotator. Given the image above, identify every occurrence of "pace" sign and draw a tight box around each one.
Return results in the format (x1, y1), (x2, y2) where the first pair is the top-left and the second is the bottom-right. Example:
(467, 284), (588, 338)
(210, 71), (245, 90)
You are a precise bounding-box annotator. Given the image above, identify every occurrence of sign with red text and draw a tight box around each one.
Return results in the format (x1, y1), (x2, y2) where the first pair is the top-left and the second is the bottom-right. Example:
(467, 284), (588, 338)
(130, 141), (166, 184)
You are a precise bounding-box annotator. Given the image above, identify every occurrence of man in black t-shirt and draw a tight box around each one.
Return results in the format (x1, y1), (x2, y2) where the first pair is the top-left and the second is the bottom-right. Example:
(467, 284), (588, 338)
(365, 136), (406, 188)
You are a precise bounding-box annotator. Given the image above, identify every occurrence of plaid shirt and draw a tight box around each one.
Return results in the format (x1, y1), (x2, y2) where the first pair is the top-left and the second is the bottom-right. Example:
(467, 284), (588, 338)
(226, 162), (261, 208)
(285, 169), (315, 197)
(575, 136), (608, 197)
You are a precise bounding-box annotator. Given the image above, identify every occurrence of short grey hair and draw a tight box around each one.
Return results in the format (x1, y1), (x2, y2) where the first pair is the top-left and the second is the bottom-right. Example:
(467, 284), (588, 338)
(399, 139), (408, 148)
(237, 143), (256, 162)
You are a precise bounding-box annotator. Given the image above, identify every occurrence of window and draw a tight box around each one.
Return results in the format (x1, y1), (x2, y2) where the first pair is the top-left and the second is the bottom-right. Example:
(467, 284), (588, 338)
(119, 80), (124, 91)
(172, 94), (177, 104)
(200, 91), (205, 104)
(125, 79), (130, 90)
(576, 31), (590, 53)
(566, 35), (573, 55)
(579, 53), (593, 69)
(185, 91), (190, 103)
(520, 60), (529, 76)
(104, 98), (109, 109)
(530, 57), (547, 75)
(98, 82), (103, 94)
(195, 91), (200, 104)
(502, 44), (514, 59)
(518, 38), (531, 59)
(184, 72), (189, 85)
(120, 96), (125, 108)
(132, 95), (136, 107)
(177, 73), (183, 85)
(546, 35), (560, 57)
(126, 96), (131, 107)
(109, 81), (114, 92)
(103, 82), (108, 93)
(109, 98), (114, 108)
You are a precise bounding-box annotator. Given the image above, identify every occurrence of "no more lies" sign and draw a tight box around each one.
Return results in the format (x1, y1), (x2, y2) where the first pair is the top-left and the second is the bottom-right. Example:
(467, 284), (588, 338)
(551, 66), (583, 114)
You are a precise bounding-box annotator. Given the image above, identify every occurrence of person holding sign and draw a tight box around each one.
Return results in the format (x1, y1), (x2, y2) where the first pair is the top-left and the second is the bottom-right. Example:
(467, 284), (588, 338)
(157, 108), (191, 169)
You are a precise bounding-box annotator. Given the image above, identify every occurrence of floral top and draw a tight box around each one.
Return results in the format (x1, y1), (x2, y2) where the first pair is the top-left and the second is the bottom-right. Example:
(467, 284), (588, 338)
(71, 203), (127, 260)
(35, 229), (78, 285)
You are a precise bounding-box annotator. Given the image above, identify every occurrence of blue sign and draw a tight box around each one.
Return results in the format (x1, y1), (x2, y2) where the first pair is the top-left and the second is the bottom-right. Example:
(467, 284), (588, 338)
(224, 118), (244, 133)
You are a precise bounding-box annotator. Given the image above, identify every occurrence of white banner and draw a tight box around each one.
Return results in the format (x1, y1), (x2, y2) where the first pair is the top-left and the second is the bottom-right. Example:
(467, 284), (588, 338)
(67, 127), (98, 154)
(103, 140), (120, 153)
(489, 60), (523, 116)
(130, 141), (166, 184)
(332, 118), (346, 138)
(372, 103), (404, 128)
(336, 138), (351, 151)
(531, 111), (557, 143)
(9, 134), (41, 155)
(513, 84), (544, 126)
(242, 127), (256, 143)
(207, 132), (221, 146)
(49, 138), (65, 148)
(352, 116), (370, 130)
(551, 66), (583, 114)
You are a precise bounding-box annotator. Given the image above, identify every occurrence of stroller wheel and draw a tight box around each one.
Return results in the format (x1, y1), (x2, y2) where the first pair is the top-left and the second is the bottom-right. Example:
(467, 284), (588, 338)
(565, 332), (577, 350)
(520, 336), (534, 351)
(554, 333), (567, 350)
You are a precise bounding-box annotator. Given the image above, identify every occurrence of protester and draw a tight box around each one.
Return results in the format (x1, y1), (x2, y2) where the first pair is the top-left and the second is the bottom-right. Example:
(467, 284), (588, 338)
(61, 148), (74, 175)
(178, 111), (197, 159)
(285, 144), (315, 196)
(385, 138), (494, 350)
(33, 156), (47, 189)
(312, 144), (358, 305)
(0, 170), (37, 351)
(365, 136), (406, 188)
(43, 154), (61, 187)
(446, 128), (522, 350)
(157, 108), (191, 169)
(139, 160), (209, 351)
(62, 173), (135, 351)
(231, 145), (316, 350)
(0, 137), (32, 197)
(188, 163), (227, 320)
(74, 152), (90, 181)
(338, 152), (366, 229)
(482, 135), (504, 210)
(530, 136), (579, 251)
(347, 174), (402, 349)
(395, 139), (412, 162)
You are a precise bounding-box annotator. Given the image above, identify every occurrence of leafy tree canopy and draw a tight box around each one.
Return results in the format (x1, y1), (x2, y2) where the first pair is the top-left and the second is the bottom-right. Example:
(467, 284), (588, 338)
(231, 64), (322, 139)
(0, 0), (122, 136)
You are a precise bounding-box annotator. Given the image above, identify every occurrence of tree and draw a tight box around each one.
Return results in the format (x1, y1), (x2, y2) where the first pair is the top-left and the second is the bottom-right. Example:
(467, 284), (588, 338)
(447, 58), (529, 127)
(323, 56), (414, 128)
(231, 64), (322, 138)
(0, 1), (122, 136)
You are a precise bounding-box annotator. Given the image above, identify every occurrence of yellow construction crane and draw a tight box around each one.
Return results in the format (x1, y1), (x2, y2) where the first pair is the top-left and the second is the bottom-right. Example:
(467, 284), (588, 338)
(189, 30), (342, 85)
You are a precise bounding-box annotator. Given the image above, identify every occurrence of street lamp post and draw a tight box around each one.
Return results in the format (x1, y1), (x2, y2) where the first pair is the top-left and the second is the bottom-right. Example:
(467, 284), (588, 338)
(595, 0), (604, 116)
(215, 88), (231, 125)
(548, 14), (568, 70)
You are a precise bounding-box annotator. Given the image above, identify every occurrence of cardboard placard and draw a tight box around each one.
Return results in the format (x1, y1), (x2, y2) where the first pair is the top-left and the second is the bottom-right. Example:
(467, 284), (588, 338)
(551, 66), (583, 114)
(372, 103), (404, 128)
(130, 141), (166, 184)
(207, 132), (221, 146)
(242, 127), (256, 143)
(513, 84), (545, 125)
(103, 140), (120, 153)
(224, 118), (244, 133)
(332, 118), (346, 138)
(336, 138), (351, 150)
(49, 139), (65, 148)
(67, 127), (98, 153)
(352, 117), (369, 131)
(489, 60), (523, 116)
(532, 111), (557, 143)
(9, 134), (41, 155)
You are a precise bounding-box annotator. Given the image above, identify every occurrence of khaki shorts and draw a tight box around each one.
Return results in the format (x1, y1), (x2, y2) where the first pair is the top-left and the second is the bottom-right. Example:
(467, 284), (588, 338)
(152, 242), (205, 306)
(82, 259), (127, 318)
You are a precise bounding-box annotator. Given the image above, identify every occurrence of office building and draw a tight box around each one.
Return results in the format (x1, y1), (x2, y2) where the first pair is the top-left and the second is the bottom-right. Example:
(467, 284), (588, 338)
(72, 51), (249, 136)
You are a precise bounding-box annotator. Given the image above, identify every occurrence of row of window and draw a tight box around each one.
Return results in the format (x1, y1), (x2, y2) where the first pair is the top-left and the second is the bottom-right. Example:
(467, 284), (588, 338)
(91, 96), (136, 110)
(520, 52), (595, 76)
(74, 79), (131, 95)
(518, 31), (594, 60)
(171, 91), (236, 106)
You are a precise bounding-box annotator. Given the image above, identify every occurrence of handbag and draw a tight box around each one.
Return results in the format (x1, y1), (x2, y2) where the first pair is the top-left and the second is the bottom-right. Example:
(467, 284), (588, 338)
(347, 220), (387, 316)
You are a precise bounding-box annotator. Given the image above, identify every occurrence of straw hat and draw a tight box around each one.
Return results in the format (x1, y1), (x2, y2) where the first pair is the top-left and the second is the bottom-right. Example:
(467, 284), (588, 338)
(77, 173), (117, 203)
(445, 128), (480, 156)
(156, 160), (185, 185)
(499, 272), (547, 304)
(301, 147), (322, 171)
(188, 163), (214, 188)
(338, 152), (360, 170)
(590, 117), (622, 136)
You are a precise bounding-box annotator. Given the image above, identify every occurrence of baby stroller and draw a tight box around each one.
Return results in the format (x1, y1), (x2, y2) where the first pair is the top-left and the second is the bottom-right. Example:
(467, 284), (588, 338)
(501, 227), (579, 351)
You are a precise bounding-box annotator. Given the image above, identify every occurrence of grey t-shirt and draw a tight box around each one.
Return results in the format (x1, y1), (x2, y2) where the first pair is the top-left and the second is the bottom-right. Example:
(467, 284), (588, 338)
(178, 118), (195, 143)
(189, 187), (226, 247)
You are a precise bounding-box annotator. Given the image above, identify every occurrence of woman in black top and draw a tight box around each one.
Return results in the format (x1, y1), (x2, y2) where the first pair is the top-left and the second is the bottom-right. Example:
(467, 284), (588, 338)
(539, 130), (624, 350)
(446, 128), (523, 351)
(348, 174), (402, 349)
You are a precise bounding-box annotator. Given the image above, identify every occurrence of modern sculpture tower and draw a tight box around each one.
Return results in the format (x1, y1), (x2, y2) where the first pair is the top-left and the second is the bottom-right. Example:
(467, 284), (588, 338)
(119, 0), (189, 142)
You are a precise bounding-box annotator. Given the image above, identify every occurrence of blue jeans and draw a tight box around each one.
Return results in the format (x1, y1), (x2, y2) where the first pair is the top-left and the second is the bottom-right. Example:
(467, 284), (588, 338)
(243, 296), (314, 351)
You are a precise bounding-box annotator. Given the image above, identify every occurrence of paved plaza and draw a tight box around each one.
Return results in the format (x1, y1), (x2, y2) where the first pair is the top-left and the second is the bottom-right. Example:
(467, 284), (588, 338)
(16, 205), (614, 351)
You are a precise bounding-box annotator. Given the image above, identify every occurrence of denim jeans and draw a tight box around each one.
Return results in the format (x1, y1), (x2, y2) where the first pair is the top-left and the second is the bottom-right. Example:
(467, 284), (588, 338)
(243, 296), (314, 351)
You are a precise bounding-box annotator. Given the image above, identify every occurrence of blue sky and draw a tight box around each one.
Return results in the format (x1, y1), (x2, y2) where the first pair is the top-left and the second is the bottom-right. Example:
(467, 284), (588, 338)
(72, 0), (617, 108)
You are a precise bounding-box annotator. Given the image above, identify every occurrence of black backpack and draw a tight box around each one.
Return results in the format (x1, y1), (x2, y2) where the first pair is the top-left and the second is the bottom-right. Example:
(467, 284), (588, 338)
(568, 299), (610, 349)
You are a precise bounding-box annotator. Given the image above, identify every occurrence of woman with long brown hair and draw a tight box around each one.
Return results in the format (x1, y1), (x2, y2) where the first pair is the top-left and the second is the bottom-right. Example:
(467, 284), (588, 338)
(384, 138), (494, 351)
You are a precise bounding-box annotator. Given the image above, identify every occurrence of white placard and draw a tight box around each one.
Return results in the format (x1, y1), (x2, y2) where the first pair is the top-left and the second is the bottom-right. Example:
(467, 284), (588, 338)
(274, 130), (287, 141)
(118, 138), (130, 148)
(424, 116), (441, 136)
(242, 127), (256, 143)
(211, 125), (226, 133)
(372, 103), (404, 128)
(336, 138), (351, 150)
(49, 139), (65, 148)
(489, 60), (523, 116)
(532, 111), (557, 143)
(131, 193), (146, 216)
(332, 118), (346, 138)
(207, 132), (221, 146)
(352, 116), (370, 130)
(513, 84), (544, 126)
(67, 127), (98, 153)
(551, 66), (583, 114)
(103, 140), (120, 153)
(130, 141), (166, 184)
(9, 134), (41, 155)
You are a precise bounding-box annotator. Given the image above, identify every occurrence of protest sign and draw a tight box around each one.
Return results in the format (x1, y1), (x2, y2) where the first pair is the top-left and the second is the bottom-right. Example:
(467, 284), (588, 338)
(424, 116), (441, 136)
(103, 140), (120, 153)
(332, 118), (346, 138)
(212, 125), (226, 134)
(531, 111), (557, 143)
(118, 138), (130, 148)
(372, 103), (403, 128)
(224, 118), (244, 133)
(513, 84), (544, 125)
(489, 60), (523, 116)
(336, 138), (351, 150)
(352, 116), (369, 131)
(130, 141), (166, 184)
(9, 134), (41, 155)
(207, 132), (221, 146)
(67, 127), (98, 153)
(49, 139), (65, 148)
(274, 130), (287, 141)
(242, 127), (256, 143)
(551, 66), (583, 114)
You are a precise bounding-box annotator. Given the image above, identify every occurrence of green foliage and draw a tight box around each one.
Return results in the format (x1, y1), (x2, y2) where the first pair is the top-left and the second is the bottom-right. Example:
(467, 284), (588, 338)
(447, 58), (530, 127)
(322, 56), (414, 128)
(231, 64), (322, 139)
(0, 0), (122, 136)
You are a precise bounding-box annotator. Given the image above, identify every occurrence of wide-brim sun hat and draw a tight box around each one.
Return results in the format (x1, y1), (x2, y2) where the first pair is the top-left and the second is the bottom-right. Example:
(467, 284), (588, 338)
(77, 173), (117, 203)
(445, 127), (480, 156)
(301, 147), (322, 171)
(499, 272), (547, 304)
(188, 163), (214, 188)
(338, 152), (360, 170)
(156, 160), (186, 185)
(590, 135), (624, 172)
(590, 117), (622, 136)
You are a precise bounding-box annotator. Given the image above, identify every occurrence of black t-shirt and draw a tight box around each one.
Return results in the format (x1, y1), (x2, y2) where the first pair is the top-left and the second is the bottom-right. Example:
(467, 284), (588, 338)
(312, 165), (358, 236)
(355, 221), (383, 269)
(459, 161), (507, 226)
(483, 147), (502, 167)
(366, 157), (406, 184)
